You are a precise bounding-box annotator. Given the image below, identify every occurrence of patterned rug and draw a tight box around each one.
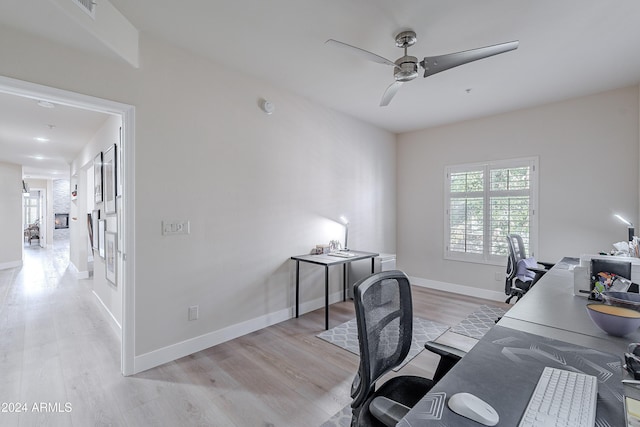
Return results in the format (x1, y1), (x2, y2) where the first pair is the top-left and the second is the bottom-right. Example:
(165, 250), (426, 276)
(317, 317), (450, 370)
(450, 304), (508, 339)
(319, 405), (351, 427)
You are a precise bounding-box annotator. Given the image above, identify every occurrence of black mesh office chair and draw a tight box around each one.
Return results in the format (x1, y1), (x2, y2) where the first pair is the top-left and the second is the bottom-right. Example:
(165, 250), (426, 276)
(505, 234), (555, 304)
(350, 270), (465, 427)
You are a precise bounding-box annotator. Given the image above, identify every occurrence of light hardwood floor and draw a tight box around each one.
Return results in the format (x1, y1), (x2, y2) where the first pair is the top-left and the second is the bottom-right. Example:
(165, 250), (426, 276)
(0, 243), (509, 426)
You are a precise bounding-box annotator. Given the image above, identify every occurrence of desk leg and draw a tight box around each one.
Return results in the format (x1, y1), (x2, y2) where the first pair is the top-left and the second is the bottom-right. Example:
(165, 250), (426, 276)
(295, 260), (300, 318)
(325, 265), (329, 330)
(343, 264), (347, 302)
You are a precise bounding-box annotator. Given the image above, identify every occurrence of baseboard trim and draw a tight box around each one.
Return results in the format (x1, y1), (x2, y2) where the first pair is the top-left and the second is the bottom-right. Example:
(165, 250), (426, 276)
(68, 261), (90, 279)
(133, 306), (292, 374)
(92, 291), (122, 340)
(410, 276), (505, 302)
(0, 260), (22, 270)
(297, 290), (345, 316)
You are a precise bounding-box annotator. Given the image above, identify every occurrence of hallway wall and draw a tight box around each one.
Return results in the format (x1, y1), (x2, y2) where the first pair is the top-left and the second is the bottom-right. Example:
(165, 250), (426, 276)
(0, 161), (22, 269)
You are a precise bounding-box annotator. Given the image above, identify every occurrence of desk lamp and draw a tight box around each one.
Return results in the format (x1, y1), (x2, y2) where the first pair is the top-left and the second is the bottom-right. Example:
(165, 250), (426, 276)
(340, 216), (350, 250)
(615, 214), (634, 242)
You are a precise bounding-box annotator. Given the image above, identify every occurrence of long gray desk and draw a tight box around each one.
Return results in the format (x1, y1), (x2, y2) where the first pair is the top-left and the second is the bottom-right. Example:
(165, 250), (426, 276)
(398, 325), (623, 426)
(502, 256), (640, 354)
(400, 257), (630, 426)
(291, 250), (378, 329)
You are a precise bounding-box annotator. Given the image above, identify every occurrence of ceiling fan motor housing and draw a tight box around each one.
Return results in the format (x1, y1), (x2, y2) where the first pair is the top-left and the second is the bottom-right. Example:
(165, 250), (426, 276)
(394, 56), (418, 82)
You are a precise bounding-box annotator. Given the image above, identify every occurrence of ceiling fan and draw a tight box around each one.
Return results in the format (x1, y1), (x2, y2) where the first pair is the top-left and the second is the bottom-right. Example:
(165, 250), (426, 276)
(326, 30), (519, 106)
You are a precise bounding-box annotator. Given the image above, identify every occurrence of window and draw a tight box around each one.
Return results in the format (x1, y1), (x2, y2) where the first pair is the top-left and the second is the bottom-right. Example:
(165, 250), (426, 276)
(445, 157), (538, 264)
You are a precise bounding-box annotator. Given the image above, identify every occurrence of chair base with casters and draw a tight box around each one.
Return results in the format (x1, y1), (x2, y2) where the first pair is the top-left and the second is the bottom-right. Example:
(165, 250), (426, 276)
(350, 270), (464, 427)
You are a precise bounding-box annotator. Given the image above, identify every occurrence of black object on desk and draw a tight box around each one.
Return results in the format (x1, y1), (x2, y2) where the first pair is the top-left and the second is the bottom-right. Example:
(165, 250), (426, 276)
(291, 250), (378, 329)
(398, 325), (624, 426)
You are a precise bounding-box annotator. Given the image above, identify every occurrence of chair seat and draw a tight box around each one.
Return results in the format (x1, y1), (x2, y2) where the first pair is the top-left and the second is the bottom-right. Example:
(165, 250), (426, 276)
(355, 376), (433, 427)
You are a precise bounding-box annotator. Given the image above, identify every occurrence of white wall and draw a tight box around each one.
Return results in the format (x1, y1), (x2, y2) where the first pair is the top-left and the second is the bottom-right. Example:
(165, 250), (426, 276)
(0, 26), (396, 368)
(71, 114), (122, 327)
(0, 162), (22, 269)
(132, 34), (396, 357)
(397, 86), (640, 295)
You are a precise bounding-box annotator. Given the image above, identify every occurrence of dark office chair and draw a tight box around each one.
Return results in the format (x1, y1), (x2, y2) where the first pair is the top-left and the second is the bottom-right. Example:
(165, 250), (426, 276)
(505, 234), (555, 304)
(350, 270), (465, 427)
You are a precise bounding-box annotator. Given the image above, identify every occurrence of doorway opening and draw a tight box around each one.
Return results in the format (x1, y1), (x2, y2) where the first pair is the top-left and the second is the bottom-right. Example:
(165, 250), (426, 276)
(0, 75), (136, 376)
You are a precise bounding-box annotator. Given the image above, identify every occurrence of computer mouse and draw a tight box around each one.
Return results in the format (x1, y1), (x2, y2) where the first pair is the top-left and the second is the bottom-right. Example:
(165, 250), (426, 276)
(447, 392), (499, 426)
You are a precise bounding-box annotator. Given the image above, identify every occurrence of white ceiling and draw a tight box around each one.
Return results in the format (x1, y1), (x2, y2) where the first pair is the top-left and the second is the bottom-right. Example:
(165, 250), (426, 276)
(107, 0), (640, 133)
(0, 92), (110, 179)
(1, 0), (640, 177)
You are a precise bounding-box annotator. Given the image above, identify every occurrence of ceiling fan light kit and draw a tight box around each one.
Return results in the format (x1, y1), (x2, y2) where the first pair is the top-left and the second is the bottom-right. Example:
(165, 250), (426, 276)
(326, 30), (519, 107)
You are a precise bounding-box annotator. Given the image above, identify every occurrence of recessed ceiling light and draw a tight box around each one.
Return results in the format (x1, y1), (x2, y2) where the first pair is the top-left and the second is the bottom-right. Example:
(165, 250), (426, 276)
(35, 137), (49, 142)
(31, 155), (45, 160)
(37, 100), (55, 108)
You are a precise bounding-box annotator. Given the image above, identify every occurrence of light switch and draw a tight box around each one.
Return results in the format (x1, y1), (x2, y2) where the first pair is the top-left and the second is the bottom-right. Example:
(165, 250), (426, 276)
(162, 220), (190, 236)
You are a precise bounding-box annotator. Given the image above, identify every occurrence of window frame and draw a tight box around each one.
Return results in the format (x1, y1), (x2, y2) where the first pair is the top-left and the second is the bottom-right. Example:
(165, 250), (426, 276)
(444, 157), (539, 266)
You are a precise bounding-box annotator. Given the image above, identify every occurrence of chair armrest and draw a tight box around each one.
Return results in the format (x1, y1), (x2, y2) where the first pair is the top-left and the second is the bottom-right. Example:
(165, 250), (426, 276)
(527, 266), (548, 275)
(424, 341), (466, 360)
(538, 261), (555, 269)
(424, 341), (466, 383)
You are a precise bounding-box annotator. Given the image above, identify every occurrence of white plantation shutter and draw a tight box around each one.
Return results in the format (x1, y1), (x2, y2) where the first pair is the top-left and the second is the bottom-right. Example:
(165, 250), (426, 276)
(445, 158), (538, 264)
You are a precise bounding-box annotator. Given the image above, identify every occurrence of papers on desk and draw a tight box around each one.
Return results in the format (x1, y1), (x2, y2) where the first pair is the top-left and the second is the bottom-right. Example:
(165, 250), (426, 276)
(328, 252), (356, 258)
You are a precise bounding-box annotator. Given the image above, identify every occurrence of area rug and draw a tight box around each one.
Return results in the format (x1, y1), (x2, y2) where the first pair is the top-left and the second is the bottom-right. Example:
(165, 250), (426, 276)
(319, 405), (351, 427)
(450, 304), (508, 339)
(317, 317), (450, 370)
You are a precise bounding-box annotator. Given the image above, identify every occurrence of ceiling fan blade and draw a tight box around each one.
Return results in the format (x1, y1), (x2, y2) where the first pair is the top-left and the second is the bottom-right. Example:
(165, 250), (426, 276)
(421, 40), (519, 78)
(325, 39), (398, 68)
(380, 81), (403, 106)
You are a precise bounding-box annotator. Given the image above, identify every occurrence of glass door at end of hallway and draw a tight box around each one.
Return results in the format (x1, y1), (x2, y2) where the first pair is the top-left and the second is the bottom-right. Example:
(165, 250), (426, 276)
(23, 190), (44, 248)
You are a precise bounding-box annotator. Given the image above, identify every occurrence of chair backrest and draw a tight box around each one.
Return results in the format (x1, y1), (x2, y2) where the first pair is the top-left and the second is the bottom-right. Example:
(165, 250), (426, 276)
(505, 234), (527, 293)
(351, 270), (413, 410)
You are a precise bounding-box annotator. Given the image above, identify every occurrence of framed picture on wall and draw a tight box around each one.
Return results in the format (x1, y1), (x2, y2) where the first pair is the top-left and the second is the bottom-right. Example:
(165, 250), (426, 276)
(105, 231), (117, 286)
(91, 210), (100, 250)
(98, 219), (106, 259)
(103, 144), (117, 214)
(94, 152), (103, 204)
(87, 214), (93, 248)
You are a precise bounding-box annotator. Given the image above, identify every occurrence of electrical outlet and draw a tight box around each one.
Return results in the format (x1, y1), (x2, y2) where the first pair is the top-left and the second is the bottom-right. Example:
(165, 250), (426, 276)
(162, 220), (190, 236)
(495, 271), (503, 282)
(188, 305), (199, 321)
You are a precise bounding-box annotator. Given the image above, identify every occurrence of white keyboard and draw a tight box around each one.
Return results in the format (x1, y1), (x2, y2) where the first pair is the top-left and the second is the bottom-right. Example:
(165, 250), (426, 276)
(518, 366), (598, 427)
